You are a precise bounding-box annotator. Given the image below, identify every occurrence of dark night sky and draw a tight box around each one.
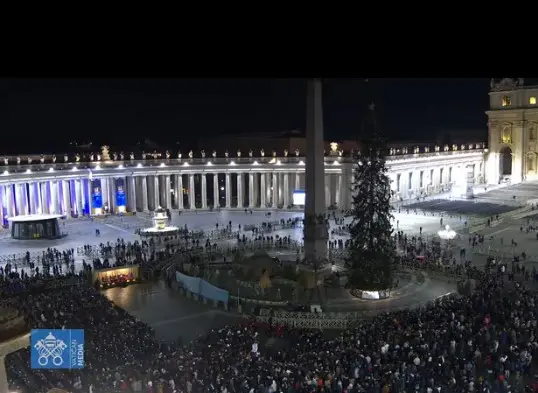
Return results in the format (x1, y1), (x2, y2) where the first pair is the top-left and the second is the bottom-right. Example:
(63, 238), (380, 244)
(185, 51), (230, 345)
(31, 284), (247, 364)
(0, 78), (526, 154)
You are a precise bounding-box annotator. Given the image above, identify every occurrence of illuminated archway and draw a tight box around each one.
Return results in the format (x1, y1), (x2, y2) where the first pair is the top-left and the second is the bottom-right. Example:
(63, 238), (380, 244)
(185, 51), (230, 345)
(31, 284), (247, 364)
(500, 146), (512, 176)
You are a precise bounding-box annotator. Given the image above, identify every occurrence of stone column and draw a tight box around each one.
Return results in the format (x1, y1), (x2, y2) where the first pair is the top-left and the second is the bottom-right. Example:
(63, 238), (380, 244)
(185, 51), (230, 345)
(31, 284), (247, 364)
(19, 183), (29, 215)
(176, 174), (184, 209)
(141, 176), (149, 212)
(165, 175), (172, 209)
(260, 173), (266, 207)
(110, 178), (118, 213)
(14, 184), (22, 216)
(62, 180), (72, 217)
(512, 121), (525, 184)
(40, 182), (49, 214)
(253, 173), (259, 206)
(201, 174), (207, 208)
(272, 172), (278, 207)
(213, 174), (219, 208)
(189, 174), (195, 208)
(153, 175), (160, 209)
(159, 176), (166, 209)
(50, 181), (60, 214)
(225, 173), (232, 208)
(335, 174), (342, 208)
(265, 174), (271, 205)
(237, 173), (243, 208)
(248, 173), (255, 208)
(304, 78), (328, 261)
(75, 179), (83, 216)
(100, 178), (109, 211)
(28, 183), (37, 214)
(23, 183), (30, 215)
(283, 173), (290, 208)
(5, 185), (15, 217)
(128, 176), (137, 212)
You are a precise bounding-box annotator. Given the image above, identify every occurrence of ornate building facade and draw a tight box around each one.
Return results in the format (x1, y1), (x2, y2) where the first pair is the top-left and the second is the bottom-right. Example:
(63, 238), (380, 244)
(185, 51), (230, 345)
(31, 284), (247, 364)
(16, 79), (538, 221)
(486, 78), (538, 184)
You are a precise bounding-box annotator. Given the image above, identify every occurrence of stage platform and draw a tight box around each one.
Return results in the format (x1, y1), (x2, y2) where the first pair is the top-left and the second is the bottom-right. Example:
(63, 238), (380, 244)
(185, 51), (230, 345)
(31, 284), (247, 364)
(7, 214), (64, 240)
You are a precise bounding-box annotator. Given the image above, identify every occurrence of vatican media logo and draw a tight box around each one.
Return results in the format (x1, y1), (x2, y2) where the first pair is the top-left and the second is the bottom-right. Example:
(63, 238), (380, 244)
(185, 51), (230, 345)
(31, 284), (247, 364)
(31, 329), (85, 369)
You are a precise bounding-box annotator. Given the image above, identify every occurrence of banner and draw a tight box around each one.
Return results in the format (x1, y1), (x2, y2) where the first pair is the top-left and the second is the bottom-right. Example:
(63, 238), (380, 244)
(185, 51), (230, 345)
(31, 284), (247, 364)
(116, 179), (126, 207)
(200, 280), (229, 303)
(175, 272), (201, 294)
(175, 272), (229, 303)
(91, 179), (102, 209)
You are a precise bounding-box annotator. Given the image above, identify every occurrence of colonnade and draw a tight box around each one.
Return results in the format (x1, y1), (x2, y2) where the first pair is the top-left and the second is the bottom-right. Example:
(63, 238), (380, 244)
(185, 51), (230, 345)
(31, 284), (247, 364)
(0, 156), (486, 222)
(390, 161), (484, 200)
(0, 171), (350, 221)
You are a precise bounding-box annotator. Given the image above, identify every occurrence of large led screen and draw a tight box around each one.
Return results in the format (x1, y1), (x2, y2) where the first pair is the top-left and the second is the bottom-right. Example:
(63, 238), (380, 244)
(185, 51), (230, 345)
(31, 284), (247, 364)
(293, 190), (305, 206)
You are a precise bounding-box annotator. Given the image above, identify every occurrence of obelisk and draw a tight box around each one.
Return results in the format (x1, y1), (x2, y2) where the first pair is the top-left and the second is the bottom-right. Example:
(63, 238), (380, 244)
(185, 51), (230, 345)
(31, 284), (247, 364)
(304, 79), (328, 262)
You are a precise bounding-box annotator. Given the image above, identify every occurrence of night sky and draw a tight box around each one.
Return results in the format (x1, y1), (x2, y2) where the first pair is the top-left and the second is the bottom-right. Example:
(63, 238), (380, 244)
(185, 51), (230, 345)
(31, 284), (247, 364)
(1, 78), (530, 154)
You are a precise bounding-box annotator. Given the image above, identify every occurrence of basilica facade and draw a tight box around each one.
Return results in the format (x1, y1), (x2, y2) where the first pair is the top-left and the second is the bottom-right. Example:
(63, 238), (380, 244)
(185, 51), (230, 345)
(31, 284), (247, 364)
(486, 78), (538, 184)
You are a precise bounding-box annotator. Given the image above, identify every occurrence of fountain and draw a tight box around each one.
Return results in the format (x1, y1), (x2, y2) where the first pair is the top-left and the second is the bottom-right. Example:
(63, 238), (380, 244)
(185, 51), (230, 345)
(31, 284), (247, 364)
(437, 224), (457, 262)
(438, 224), (456, 240)
(139, 207), (179, 239)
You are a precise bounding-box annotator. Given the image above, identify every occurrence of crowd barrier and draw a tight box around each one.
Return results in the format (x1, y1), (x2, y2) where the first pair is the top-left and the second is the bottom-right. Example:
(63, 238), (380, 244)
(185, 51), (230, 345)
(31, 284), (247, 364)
(175, 271), (229, 303)
(252, 291), (458, 329)
(0, 251), (56, 265)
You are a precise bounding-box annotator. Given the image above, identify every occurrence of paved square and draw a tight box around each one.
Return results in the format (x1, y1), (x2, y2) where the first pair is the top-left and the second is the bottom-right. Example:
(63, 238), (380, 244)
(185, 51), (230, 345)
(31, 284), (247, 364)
(0, 209), (466, 267)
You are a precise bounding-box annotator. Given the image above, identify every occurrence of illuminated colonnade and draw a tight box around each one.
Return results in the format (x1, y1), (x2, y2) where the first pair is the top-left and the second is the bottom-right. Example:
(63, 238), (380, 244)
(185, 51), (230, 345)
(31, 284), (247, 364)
(0, 148), (486, 221)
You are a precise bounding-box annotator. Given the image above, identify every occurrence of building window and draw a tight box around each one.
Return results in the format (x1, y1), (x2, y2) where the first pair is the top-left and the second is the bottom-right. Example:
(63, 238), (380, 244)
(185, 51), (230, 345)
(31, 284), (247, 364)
(420, 171), (424, 188)
(408, 173), (413, 190)
(440, 168), (444, 184)
(430, 169), (434, 185)
(502, 96), (512, 107)
(501, 126), (512, 144)
(530, 124), (536, 141)
(530, 97), (537, 105)
(396, 174), (401, 192)
(449, 167), (452, 183)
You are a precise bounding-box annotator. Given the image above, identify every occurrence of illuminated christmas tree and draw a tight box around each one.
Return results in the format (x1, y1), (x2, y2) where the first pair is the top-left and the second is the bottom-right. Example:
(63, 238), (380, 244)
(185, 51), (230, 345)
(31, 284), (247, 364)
(346, 103), (395, 291)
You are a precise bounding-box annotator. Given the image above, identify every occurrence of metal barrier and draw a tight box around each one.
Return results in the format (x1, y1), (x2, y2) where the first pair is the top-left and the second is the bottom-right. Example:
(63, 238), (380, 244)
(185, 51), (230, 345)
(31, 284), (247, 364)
(253, 291), (460, 329)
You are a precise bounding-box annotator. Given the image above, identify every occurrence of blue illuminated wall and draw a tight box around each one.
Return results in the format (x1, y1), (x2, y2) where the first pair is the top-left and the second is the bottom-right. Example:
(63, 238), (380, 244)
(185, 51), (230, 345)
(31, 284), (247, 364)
(116, 178), (126, 210)
(69, 180), (77, 216)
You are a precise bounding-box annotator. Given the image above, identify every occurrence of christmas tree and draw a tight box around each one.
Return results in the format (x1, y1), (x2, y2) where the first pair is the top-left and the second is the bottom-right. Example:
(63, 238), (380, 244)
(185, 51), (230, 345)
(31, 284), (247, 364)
(346, 103), (395, 291)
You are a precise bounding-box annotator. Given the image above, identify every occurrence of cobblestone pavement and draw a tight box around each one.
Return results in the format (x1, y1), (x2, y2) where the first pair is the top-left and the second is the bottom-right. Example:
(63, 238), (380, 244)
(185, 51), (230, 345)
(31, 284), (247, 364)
(0, 209), (463, 267)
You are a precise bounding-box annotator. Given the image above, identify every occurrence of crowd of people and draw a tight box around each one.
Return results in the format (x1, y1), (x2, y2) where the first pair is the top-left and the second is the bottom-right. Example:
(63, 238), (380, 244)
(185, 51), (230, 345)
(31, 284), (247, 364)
(3, 210), (538, 392)
(2, 260), (538, 393)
